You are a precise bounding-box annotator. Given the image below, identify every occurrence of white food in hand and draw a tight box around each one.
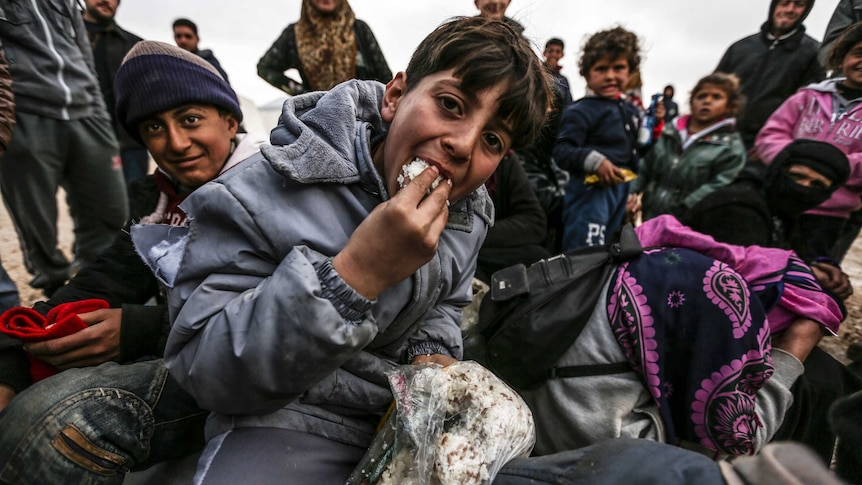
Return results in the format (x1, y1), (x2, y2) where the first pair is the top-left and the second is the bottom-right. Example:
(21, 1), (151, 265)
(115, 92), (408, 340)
(397, 158), (444, 190)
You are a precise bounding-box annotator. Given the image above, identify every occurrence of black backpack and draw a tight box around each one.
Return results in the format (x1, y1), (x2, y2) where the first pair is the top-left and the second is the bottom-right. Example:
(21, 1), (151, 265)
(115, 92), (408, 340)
(465, 224), (643, 390)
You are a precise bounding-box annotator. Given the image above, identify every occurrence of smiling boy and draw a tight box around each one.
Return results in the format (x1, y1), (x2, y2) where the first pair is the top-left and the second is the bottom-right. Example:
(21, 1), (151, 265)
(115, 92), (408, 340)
(139, 17), (550, 484)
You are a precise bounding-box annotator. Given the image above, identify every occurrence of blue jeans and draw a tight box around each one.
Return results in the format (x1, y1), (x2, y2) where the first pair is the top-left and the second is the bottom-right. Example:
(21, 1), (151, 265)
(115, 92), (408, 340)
(494, 439), (724, 484)
(0, 359), (206, 484)
(0, 256), (18, 312)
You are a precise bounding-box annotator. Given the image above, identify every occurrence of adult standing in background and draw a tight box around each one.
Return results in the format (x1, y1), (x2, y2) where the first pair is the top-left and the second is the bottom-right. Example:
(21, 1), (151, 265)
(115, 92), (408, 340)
(257, 0), (391, 96)
(543, 38), (573, 106)
(819, 0), (862, 66)
(0, 0), (128, 296)
(173, 18), (231, 84)
(715, 0), (823, 154)
(82, 0), (147, 184)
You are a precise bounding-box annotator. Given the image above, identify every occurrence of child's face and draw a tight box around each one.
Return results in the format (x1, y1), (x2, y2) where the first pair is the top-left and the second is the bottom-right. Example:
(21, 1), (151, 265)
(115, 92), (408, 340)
(585, 56), (629, 99)
(543, 45), (564, 69)
(378, 70), (513, 202)
(841, 41), (862, 89)
(689, 83), (729, 126)
(138, 104), (238, 188)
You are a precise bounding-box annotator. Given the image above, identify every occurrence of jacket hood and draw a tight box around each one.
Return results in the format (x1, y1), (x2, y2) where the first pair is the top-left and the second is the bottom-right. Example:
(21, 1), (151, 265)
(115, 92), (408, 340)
(765, 0), (814, 35)
(802, 77), (843, 94)
(264, 79), (387, 186)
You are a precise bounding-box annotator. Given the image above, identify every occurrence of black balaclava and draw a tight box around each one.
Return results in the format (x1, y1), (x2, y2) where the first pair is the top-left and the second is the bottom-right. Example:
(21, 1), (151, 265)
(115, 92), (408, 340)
(763, 139), (849, 221)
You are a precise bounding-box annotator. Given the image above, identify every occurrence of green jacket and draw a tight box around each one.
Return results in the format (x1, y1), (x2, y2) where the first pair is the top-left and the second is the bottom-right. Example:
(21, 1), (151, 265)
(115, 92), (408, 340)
(633, 117), (746, 221)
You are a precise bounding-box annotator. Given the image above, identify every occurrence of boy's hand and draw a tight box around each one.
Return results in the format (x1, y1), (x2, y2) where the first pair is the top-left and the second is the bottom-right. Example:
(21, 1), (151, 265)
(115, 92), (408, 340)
(333, 166), (452, 300)
(626, 193), (641, 223)
(0, 383), (15, 413)
(595, 159), (624, 186)
(24, 308), (122, 369)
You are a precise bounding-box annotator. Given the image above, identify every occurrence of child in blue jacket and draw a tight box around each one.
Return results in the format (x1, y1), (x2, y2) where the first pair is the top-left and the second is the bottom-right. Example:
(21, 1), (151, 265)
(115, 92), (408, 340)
(554, 26), (646, 250)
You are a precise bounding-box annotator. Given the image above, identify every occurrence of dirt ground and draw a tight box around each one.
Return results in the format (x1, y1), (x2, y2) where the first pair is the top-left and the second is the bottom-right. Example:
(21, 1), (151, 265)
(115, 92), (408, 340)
(1, 193), (860, 364)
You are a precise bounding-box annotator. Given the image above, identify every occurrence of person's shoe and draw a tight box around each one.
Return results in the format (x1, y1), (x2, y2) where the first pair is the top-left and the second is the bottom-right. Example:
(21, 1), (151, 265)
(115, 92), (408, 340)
(29, 268), (71, 297)
(41, 280), (66, 298)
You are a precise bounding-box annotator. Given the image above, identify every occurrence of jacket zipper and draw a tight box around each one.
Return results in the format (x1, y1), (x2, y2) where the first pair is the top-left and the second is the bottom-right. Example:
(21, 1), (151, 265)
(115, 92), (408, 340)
(29, 0), (74, 119)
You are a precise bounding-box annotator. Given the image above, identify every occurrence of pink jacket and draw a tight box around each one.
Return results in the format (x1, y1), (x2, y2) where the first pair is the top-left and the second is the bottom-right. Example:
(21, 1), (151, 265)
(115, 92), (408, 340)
(756, 79), (862, 219)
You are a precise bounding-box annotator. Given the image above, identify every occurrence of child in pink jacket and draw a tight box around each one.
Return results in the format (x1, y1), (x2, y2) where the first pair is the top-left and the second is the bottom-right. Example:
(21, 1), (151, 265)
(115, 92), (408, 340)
(756, 23), (862, 263)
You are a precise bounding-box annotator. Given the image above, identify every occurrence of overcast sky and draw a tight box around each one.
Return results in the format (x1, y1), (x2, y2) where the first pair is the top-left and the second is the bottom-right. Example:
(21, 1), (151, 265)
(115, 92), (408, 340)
(115, 0), (841, 109)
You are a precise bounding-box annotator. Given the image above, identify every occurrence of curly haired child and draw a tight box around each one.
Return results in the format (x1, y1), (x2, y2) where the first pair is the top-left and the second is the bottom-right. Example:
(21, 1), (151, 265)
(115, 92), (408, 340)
(553, 26), (646, 249)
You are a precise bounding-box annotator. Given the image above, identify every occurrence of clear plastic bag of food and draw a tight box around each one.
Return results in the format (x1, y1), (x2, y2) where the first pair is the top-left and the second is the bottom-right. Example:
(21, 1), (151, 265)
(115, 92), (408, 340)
(347, 361), (535, 485)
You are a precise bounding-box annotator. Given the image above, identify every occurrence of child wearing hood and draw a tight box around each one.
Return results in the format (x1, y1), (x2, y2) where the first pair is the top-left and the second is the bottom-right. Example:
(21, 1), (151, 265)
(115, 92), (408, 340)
(140, 17), (550, 484)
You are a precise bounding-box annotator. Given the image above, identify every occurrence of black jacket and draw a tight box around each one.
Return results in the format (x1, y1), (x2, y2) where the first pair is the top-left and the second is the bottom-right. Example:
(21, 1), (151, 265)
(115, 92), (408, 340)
(195, 48), (230, 85)
(0, 176), (167, 392)
(682, 179), (776, 248)
(716, 0), (824, 147)
(483, 152), (548, 250)
(83, 18), (142, 149)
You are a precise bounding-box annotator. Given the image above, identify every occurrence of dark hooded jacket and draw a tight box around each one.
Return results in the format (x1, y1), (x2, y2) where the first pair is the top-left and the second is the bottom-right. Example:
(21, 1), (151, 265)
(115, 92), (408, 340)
(683, 139), (850, 251)
(83, 17), (143, 149)
(715, 0), (824, 147)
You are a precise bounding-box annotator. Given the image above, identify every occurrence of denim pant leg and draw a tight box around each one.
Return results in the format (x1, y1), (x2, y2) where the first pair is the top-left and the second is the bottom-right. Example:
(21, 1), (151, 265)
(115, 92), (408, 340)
(0, 359), (206, 485)
(0, 255), (19, 312)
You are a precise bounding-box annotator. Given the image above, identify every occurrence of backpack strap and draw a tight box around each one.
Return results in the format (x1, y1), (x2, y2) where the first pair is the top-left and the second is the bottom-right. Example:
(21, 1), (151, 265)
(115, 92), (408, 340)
(549, 362), (632, 379)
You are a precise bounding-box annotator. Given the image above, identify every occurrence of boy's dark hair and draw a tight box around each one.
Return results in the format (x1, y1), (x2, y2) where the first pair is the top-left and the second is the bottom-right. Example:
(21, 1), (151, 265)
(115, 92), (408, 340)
(405, 17), (551, 150)
(826, 23), (862, 72)
(172, 18), (198, 36)
(690, 72), (744, 118)
(545, 38), (565, 50)
(578, 26), (641, 78)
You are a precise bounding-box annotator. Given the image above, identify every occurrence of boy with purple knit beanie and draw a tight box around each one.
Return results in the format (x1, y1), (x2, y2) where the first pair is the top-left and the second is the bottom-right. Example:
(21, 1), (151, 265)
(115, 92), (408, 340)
(0, 41), (267, 483)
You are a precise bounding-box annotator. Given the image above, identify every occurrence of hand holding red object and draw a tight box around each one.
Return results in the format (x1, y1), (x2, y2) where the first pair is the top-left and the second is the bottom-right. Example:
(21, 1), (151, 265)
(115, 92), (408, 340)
(0, 299), (110, 381)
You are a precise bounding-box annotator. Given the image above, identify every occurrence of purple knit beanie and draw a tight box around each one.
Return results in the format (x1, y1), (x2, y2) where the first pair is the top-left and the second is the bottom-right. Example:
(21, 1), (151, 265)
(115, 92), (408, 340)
(115, 40), (242, 145)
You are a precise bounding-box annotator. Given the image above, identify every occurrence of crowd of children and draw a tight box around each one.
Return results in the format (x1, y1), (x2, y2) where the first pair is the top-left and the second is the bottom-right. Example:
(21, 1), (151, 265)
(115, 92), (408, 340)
(0, 0), (861, 483)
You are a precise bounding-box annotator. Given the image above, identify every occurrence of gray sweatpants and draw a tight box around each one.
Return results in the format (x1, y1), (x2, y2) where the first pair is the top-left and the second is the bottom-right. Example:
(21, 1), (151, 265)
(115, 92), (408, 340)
(194, 428), (366, 485)
(0, 112), (127, 284)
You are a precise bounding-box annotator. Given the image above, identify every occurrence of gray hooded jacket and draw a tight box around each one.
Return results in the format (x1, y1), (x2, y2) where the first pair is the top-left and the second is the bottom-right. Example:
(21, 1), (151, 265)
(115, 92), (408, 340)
(0, 0), (108, 120)
(146, 80), (492, 447)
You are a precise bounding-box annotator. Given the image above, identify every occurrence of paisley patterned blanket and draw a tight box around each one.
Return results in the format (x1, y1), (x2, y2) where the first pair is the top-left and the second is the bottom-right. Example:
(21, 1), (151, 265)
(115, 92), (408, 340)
(608, 247), (772, 455)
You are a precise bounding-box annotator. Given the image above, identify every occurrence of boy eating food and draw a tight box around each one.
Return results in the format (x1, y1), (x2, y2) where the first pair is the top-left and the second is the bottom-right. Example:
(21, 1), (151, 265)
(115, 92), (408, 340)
(135, 16), (551, 484)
